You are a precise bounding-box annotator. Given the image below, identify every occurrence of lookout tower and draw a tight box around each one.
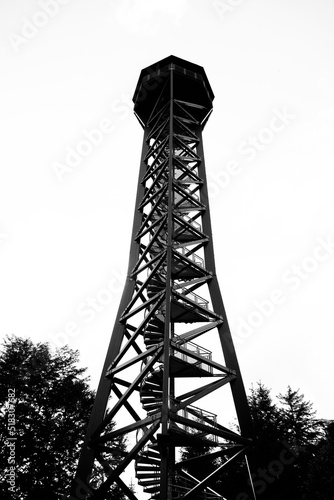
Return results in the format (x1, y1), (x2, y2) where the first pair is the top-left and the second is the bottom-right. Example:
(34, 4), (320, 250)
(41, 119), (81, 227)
(72, 55), (255, 500)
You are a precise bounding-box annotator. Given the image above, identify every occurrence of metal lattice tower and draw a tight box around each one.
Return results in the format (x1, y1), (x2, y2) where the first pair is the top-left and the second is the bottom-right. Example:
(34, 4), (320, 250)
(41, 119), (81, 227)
(72, 56), (255, 500)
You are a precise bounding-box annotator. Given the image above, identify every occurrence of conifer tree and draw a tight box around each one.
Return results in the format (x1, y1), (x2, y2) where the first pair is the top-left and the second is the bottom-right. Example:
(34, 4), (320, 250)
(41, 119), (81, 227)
(0, 336), (127, 500)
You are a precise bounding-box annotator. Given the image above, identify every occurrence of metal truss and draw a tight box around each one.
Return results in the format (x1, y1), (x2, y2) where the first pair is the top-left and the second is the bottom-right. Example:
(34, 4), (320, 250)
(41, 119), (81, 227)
(72, 56), (256, 500)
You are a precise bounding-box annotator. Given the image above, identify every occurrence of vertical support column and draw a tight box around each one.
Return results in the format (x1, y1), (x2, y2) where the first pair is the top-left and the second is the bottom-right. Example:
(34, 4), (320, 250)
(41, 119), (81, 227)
(160, 65), (174, 500)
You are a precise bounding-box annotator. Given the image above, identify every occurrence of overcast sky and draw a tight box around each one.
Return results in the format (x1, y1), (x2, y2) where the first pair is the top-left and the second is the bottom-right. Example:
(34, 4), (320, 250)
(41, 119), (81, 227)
(1, 0), (334, 426)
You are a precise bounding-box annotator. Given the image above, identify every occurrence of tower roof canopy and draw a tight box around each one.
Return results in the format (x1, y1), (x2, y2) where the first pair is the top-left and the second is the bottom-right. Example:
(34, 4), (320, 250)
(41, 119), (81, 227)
(133, 55), (214, 126)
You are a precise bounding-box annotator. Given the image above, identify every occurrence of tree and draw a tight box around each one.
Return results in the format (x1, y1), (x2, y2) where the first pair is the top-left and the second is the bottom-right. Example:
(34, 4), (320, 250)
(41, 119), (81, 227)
(249, 382), (285, 446)
(248, 383), (326, 500)
(0, 336), (127, 500)
(302, 420), (334, 499)
(277, 386), (323, 449)
(177, 383), (330, 499)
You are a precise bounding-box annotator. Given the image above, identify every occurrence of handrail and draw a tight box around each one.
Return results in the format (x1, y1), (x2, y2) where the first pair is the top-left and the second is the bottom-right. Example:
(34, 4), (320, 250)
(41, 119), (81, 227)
(176, 246), (204, 267)
(182, 214), (201, 231)
(171, 400), (218, 443)
(179, 288), (208, 309)
(174, 335), (212, 360)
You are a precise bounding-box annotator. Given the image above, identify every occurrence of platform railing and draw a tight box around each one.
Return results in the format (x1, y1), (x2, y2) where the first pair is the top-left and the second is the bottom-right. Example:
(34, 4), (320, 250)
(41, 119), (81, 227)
(177, 402), (218, 443)
(176, 246), (204, 268)
(182, 214), (202, 231)
(173, 336), (213, 374)
(178, 288), (209, 309)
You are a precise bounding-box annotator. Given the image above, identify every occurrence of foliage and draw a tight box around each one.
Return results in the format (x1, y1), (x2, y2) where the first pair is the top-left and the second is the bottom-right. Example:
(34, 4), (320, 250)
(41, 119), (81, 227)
(0, 335), (127, 500)
(248, 382), (327, 500)
(277, 386), (323, 448)
(179, 382), (330, 500)
(301, 421), (334, 499)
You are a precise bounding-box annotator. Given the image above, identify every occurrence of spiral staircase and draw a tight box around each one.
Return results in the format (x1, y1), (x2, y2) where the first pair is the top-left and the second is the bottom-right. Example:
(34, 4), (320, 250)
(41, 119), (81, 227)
(136, 363), (224, 499)
(133, 173), (226, 498)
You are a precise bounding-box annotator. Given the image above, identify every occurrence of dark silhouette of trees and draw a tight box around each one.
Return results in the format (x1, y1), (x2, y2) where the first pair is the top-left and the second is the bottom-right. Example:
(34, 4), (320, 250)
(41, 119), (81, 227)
(2, 335), (331, 500)
(179, 382), (331, 500)
(0, 336), (127, 500)
(247, 383), (325, 499)
(277, 386), (323, 449)
(301, 420), (334, 499)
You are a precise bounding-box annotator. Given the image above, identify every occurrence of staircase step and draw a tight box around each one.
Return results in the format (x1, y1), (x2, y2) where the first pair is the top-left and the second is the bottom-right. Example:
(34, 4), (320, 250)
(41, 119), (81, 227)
(136, 463), (160, 469)
(144, 336), (163, 343)
(141, 398), (162, 404)
(141, 384), (162, 392)
(145, 329), (164, 335)
(144, 340), (164, 347)
(141, 392), (162, 399)
(145, 325), (164, 333)
(136, 470), (160, 477)
(144, 484), (161, 493)
(141, 388), (161, 395)
(140, 450), (160, 460)
(142, 405), (162, 413)
(144, 340), (163, 347)
(141, 402), (162, 409)
(141, 395), (162, 402)
(141, 383), (162, 391)
(144, 335), (163, 342)
(147, 409), (161, 416)
(136, 473), (161, 481)
(137, 457), (160, 466)
(139, 478), (161, 486)
(141, 380), (162, 388)
(141, 389), (161, 396)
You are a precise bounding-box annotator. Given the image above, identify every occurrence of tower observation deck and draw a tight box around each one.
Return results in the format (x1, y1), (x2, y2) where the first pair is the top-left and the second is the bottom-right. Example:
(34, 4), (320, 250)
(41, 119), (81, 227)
(72, 55), (256, 500)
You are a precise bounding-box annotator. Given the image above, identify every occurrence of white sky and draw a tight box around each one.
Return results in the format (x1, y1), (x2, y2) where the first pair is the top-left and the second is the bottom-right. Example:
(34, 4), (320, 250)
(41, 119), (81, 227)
(1, 0), (334, 427)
